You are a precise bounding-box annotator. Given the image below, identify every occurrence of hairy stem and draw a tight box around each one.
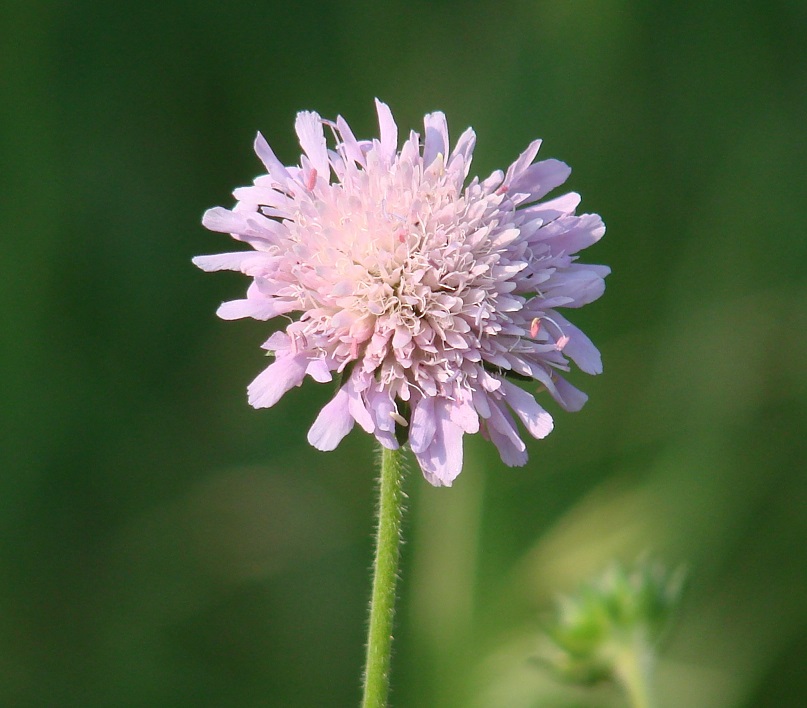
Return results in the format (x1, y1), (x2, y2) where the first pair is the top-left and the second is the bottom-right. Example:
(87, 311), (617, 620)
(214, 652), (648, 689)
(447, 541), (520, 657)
(361, 445), (406, 708)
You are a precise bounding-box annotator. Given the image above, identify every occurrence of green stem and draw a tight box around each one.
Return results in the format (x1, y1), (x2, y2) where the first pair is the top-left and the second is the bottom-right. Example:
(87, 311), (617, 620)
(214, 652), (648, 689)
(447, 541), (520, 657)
(614, 637), (657, 708)
(361, 445), (406, 708)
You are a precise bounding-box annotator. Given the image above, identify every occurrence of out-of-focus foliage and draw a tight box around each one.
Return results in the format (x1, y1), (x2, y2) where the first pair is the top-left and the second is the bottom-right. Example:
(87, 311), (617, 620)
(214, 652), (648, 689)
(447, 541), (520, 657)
(2, 1), (805, 706)
(538, 560), (684, 687)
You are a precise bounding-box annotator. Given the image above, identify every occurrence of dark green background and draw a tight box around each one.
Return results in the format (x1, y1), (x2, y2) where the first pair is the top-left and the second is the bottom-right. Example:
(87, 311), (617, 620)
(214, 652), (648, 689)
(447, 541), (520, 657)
(3, 1), (806, 706)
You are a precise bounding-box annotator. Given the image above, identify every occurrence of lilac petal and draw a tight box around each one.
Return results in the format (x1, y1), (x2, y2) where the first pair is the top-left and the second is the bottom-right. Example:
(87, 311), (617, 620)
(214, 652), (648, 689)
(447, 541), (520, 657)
(201, 206), (245, 234)
(254, 276), (292, 297)
(487, 398), (527, 449)
(414, 402), (464, 486)
(422, 111), (449, 167)
(306, 359), (333, 383)
(472, 387), (492, 419)
(522, 363), (579, 410)
(192, 252), (267, 275)
(484, 405), (528, 467)
(375, 430), (400, 450)
(481, 169), (504, 193)
(409, 395), (436, 454)
(247, 355), (307, 409)
(415, 462), (441, 487)
(261, 331), (291, 352)
(509, 159), (571, 201)
(450, 127), (476, 166)
(336, 115), (366, 166)
(346, 373), (375, 433)
(499, 380), (554, 439)
(550, 374), (589, 412)
(392, 326), (412, 349)
(545, 311), (603, 375)
(545, 264), (609, 307)
(307, 387), (354, 451)
(436, 412), (466, 478)
(232, 185), (293, 212)
(367, 387), (396, 434)
(326, 148), (346, 180)
(550, 213), (606, 254)
(202, 207), (285, 247)
(374, 99), (398, 159)
(448, 396), (480, 434)
(523, 192), (581, 222)
(254, 133), (292, 184)
(294, 111), (329, 177)
(487, 426), (529, 466)
(398, 129), (421, 164)
(504, 139), (542, 186)
(478, 369), (503, 393)
(216, 297), (295, 321)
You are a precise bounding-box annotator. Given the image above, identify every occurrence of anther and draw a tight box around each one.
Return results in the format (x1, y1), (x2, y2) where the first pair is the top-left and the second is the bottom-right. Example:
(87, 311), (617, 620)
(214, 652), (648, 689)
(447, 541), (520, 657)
(305, 168), (317, 191)
(389, 410), (409, 427)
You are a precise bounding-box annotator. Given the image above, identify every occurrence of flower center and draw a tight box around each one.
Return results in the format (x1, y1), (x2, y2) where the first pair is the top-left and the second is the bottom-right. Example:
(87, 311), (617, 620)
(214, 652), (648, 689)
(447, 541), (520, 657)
(283, 156), (523, 398)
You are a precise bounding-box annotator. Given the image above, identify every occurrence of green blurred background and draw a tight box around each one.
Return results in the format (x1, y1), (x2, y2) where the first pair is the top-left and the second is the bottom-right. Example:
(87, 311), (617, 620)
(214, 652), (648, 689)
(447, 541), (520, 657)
(3, 1), (806, 706)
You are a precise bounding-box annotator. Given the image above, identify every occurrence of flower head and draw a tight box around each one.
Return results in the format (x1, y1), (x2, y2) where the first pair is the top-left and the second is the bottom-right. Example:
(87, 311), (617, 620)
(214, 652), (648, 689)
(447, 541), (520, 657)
(194, 100), (608, 486)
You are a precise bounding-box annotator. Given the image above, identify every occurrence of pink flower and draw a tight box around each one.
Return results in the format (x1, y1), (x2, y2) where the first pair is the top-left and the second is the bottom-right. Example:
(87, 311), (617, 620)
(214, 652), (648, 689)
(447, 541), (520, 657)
(194, 100), (608, 486)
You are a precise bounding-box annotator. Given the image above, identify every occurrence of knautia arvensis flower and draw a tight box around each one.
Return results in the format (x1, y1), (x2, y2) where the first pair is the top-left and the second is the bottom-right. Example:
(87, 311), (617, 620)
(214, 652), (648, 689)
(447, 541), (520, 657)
(194, 100), (608, 486)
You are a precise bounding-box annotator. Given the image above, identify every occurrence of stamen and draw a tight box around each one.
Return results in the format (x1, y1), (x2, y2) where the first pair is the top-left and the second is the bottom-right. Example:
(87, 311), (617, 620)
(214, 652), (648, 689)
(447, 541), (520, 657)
(530, 315), (570, 351)
(290, 331), (308, 354)
(405, 379), (428, 399)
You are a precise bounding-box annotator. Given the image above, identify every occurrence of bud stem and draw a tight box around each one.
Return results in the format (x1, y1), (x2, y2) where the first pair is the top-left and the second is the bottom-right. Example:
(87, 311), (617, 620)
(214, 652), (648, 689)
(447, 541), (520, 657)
(614, 636), (657, 708)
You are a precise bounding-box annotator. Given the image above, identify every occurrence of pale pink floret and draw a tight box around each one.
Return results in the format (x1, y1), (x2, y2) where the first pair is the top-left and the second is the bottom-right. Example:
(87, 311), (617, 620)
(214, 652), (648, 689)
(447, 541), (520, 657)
(194, 100), (608, 486)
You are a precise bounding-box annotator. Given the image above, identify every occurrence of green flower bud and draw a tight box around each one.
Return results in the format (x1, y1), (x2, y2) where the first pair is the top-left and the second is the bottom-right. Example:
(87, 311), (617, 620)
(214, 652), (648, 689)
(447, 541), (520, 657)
(538, 559), (685, 702)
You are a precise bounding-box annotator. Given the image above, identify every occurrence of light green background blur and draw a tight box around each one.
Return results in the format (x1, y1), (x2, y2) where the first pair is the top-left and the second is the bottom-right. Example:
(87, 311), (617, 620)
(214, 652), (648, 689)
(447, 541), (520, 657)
(2, 1), (806, 706)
